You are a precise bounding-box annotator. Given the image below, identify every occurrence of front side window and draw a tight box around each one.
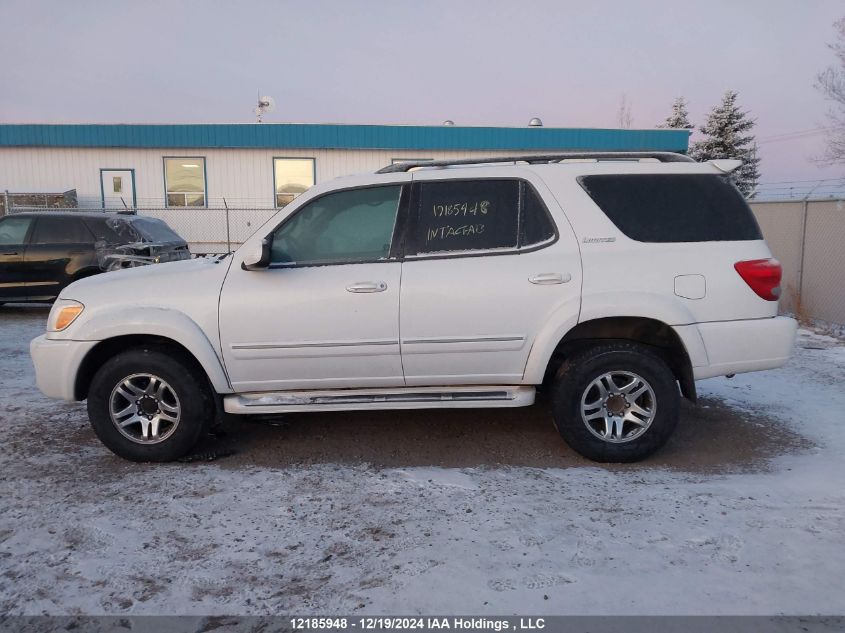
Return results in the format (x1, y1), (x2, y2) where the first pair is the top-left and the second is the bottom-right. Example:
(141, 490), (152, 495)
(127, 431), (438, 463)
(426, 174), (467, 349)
(408, 179), (555, 255)
(270, 185), (402, 265)
(31, 217), (93, 244)
(274, 158), (315, 208)
(0, 217), (33, 245)
(164, 158), (206, 207)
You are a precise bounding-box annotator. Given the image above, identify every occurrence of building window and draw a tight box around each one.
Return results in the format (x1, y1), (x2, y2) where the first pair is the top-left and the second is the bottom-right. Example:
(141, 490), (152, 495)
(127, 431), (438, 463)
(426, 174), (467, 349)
(164, 157), (206, 207)
(274, 158), (315, 208)
(112, 176), (122, 193)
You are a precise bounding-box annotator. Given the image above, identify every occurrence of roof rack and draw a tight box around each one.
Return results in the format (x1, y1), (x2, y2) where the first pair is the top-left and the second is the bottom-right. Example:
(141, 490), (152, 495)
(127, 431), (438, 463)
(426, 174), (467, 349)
(377, 151), (695, 173)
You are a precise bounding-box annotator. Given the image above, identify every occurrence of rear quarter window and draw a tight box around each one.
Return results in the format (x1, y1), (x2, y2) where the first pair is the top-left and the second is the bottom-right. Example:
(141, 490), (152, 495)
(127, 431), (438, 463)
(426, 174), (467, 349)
(84, 217), (138, 243)
(578, 174), (763, 243)
(129, 217), (184, 243)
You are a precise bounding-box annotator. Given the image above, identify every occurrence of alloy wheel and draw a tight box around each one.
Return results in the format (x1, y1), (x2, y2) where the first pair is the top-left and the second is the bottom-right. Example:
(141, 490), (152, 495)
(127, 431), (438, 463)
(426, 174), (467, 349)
(579, 371), (657, 443)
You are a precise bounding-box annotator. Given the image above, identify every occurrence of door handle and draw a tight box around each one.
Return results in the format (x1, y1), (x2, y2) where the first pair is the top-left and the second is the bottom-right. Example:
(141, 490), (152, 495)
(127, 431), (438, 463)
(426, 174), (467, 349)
(529, 272), (571, 285)
(346, 281), (388, 293)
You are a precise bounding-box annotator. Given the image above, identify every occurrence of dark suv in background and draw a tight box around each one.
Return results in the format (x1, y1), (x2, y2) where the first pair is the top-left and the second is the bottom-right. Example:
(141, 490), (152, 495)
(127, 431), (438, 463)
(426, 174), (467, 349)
(0, 212), (190, 303)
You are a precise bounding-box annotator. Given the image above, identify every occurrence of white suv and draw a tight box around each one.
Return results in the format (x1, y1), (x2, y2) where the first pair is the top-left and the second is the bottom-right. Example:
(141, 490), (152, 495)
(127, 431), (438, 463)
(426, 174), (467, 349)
(30, 153), (797, 463)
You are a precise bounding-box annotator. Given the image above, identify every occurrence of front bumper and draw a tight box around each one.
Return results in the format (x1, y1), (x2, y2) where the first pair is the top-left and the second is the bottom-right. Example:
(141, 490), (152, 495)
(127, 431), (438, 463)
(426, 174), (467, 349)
(690, 316), (798, 380)
(30, 335), (98, 401)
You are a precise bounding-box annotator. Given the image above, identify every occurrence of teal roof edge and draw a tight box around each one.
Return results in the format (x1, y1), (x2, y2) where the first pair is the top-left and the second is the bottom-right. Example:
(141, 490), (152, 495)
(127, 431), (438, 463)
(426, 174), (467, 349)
(0, 123), (690, 152)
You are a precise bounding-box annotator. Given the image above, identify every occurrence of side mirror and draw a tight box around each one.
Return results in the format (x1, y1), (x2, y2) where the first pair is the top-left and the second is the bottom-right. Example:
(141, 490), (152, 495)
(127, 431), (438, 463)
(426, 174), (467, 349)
(241, 238), (271, 271)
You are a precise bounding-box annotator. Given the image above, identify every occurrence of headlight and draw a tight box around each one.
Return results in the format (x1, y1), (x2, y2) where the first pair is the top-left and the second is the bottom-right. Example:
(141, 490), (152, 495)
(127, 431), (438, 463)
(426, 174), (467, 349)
(48, 299), (85, 332)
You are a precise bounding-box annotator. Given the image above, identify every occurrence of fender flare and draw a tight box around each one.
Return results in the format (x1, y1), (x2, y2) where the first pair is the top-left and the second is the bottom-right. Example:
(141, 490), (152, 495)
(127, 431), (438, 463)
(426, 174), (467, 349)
(522, 291), (704, 384)
(73, 306), (231, 393)
(522, 297), (581, 384)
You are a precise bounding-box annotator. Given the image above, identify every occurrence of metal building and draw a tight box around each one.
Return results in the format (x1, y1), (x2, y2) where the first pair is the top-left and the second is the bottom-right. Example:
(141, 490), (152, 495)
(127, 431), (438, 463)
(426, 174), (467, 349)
(0, 122), (690, 251)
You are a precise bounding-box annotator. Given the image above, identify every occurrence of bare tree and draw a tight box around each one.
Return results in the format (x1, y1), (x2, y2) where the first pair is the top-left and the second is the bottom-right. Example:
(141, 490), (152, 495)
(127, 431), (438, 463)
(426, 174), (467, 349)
(616, 95), (633, 129)
(816, 17), (845, 164)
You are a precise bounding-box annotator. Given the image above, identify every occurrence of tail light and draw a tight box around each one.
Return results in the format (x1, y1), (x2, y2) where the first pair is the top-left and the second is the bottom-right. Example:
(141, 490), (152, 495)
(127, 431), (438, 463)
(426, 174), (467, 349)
(734, 258), (782, 301)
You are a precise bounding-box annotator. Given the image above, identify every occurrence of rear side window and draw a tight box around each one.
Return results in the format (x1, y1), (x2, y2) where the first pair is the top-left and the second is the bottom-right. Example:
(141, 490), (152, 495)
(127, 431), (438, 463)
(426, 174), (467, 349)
(520, 183), (556, 247)
(578, 174), (762, 243)
(409, 179), (556, 255)
(31, 216), (93, 244)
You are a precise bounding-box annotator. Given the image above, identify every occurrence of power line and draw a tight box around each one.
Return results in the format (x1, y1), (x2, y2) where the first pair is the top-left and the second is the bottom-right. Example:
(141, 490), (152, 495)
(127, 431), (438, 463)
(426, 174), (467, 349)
(757, 176), (845, 185)
(756, 128), (831, 145)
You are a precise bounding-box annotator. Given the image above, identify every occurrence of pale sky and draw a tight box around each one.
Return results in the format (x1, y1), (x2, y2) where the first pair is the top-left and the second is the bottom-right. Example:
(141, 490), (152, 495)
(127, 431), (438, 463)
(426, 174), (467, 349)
(1, 0), (843, 189)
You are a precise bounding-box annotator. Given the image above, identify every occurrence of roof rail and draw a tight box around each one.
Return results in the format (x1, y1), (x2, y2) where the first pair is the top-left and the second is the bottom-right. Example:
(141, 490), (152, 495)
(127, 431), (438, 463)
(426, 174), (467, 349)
(377, 151), (695, 173)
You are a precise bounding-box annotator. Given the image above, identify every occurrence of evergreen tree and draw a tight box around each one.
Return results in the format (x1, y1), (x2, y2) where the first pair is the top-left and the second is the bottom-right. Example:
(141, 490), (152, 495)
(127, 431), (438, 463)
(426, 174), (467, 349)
(658, 97), (693, 129)
(691, 91), (760, 196)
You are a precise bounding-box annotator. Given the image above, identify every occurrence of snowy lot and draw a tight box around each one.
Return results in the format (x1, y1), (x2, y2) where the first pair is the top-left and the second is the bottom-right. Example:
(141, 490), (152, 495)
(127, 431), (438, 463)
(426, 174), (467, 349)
(1, 305), (844, 616)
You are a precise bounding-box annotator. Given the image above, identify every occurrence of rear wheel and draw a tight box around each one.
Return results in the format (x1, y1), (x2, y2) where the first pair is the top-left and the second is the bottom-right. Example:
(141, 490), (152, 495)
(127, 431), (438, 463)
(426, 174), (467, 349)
(550, 342), (680, 462)
(87, 346), (214, 461)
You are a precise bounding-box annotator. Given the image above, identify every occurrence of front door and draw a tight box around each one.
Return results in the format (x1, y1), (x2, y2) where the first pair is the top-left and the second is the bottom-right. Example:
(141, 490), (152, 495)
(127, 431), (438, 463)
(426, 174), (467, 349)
(399, 171), (583, 386)
(100, 169), (135, 208)
(0, 215), (34, 301)
(219, 181), (409, 392)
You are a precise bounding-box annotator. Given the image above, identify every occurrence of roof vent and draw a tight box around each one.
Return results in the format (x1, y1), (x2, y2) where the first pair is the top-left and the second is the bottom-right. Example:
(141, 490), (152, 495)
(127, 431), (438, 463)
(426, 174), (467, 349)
(442, 120), (455, 126)
(528, 117), (543, 127)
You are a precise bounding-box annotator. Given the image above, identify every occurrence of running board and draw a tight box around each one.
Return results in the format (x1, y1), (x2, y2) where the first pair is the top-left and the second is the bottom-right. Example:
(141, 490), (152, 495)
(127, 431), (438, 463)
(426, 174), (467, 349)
(223, 386), (535, 414)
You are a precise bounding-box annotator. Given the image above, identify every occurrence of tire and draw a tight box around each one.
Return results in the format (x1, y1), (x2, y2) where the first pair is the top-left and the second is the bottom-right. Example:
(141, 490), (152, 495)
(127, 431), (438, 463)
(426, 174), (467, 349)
(550, 342), (680, 463)
(87, 346), (214, 462)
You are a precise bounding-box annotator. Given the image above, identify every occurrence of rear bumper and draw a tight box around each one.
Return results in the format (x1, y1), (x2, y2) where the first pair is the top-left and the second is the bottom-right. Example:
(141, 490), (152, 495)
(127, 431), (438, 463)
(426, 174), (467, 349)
(30, 335), (98, 401)
(688, 316), (797, 380)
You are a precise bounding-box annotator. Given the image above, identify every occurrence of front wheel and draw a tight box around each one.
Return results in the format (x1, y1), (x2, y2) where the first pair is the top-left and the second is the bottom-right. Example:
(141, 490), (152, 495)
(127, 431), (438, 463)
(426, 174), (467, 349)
(550, 342), (680, 462)
(87, 346), (214, 461)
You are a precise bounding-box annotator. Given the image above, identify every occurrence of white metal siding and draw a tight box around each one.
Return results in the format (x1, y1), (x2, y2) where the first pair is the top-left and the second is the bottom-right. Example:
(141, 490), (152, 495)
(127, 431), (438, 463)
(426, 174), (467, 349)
(0, 147), (528, 208)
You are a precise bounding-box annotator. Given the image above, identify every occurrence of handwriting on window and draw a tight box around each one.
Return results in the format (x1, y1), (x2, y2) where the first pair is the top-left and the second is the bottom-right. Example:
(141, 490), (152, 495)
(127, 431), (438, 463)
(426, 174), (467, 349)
(426, 199), (491, 244)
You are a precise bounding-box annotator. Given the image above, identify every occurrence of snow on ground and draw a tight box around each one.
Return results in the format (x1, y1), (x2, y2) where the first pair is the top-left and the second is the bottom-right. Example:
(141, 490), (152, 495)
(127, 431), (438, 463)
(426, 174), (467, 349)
(1, 306), (844, 615)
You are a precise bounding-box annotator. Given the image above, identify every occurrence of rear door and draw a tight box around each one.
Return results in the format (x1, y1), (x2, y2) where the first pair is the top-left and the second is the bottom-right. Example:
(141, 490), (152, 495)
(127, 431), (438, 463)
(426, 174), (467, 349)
(24, 216), (97, 300)
(0, 216), (34, 301)
(398, 170), (582, 386)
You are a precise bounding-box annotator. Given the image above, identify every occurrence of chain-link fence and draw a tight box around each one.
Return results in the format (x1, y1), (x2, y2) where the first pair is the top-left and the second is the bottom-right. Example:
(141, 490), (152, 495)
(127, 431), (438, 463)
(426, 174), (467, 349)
(749, 198), (845, 329)
(4, 205), (276, 255)
(5, 200), (844, 328)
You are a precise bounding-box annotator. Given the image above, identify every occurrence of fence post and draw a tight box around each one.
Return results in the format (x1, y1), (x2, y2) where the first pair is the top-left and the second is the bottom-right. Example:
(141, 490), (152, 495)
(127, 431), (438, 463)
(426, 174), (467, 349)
(797, 199), (809, 304)
(796, 181), (823, 308)
(223, 198), (232, 254)
(2, 190), (9, 217)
